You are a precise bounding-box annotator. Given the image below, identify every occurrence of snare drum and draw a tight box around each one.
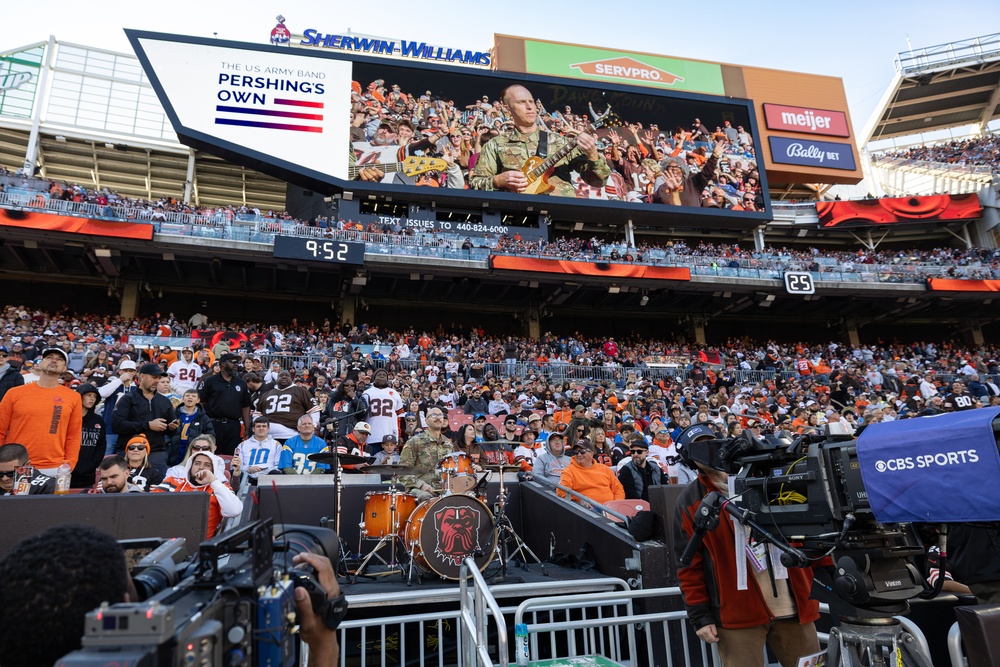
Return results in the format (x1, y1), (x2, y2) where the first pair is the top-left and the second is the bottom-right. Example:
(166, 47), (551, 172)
(359, 491), (417, 539)
(437, 452), (478, 494)
(404, 494), (496, 579)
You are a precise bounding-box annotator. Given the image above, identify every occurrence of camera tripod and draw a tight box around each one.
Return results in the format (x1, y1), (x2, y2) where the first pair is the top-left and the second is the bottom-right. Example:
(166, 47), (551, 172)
(486, 464), (547, 584)
(826, 616), (932, 667)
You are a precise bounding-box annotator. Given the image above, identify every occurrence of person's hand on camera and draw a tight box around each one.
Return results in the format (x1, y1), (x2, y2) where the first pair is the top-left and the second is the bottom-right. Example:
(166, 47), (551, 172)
(292, 552), (340, 665)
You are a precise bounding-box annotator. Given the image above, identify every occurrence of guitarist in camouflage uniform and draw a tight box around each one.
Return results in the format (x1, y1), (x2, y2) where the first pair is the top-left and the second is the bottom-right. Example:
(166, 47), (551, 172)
(470, 85), (610, 197)
(398, 407), (457, 501)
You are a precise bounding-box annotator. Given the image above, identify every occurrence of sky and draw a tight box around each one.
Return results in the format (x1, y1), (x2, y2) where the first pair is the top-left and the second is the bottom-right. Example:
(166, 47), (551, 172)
(3, 0), (999, 141)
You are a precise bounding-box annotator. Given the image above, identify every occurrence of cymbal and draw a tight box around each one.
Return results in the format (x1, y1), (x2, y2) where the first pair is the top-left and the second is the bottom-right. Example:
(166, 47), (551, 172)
(307, 452), (371, 465)
(481, 464), (523, 472)
(361, 464), (430, 475)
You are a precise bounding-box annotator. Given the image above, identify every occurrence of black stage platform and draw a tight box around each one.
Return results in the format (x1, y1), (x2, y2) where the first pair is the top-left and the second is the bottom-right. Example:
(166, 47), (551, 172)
(340, 559), (621, 607)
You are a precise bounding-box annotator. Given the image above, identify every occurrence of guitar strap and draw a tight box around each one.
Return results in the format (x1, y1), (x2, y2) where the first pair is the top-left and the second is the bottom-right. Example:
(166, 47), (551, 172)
(536, 130), (548, 159)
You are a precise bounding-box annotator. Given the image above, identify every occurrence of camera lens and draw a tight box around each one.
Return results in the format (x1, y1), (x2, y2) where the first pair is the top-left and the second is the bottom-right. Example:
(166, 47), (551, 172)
(132, 563), (179, 601)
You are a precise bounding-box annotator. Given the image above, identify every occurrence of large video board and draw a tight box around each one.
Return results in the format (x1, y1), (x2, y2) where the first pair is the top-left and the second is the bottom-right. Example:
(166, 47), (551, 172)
(128, 31), (771, 226)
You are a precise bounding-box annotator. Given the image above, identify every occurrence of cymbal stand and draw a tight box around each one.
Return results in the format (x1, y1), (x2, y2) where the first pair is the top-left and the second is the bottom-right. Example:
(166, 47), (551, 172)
(352, 474), (407, 582)
(332, 456), (349, 577)
(489, 469), (547, 584)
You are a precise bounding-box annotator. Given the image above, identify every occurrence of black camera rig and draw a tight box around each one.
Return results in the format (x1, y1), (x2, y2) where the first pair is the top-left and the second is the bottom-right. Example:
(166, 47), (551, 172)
(55, 519), (345, 667)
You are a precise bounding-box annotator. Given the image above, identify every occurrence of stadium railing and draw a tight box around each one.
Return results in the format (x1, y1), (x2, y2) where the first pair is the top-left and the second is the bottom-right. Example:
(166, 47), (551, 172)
(870, 155), (998, 179)
(2, 190), (997, 283)
(252, 353), (1000, 389)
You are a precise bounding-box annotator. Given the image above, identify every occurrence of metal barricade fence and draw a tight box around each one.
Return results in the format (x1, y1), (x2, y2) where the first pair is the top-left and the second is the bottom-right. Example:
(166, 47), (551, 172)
(459, 558), (509, 667)
(339, 576), (630, 667)
(337, 606), (465, 667)
(508, 586), (719, 667)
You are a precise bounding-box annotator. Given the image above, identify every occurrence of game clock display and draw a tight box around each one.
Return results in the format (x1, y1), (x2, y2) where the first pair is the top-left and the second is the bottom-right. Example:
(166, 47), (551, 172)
(273, 236), (365, 266)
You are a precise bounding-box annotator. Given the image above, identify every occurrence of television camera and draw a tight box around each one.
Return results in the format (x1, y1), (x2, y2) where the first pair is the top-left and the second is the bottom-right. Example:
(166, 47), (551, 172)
(56, 519), (346, 667)
(675, 408), (1000, 667)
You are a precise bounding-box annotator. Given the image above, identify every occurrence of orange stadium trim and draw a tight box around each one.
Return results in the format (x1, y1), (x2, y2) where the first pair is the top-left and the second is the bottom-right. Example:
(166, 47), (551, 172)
(0, 211), (154, 240)
(927, 278), (1000, 293)
(491, 255), (691, 280)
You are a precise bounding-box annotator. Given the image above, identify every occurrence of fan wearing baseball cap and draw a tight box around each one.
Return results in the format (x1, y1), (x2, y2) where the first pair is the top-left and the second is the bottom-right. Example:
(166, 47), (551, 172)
(558, 438), (624, 506)
(110, 362), (177, 475)
(0, 347), (82, 474)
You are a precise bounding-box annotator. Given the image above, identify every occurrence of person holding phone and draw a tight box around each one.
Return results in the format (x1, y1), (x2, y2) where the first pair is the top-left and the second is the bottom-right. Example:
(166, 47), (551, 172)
(111, 363), (178, 475)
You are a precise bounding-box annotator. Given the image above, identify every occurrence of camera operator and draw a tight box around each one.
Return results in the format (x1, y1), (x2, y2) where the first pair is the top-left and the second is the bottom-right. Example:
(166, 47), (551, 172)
(672, 425), (820, 667)
(0, 524), (341, 666)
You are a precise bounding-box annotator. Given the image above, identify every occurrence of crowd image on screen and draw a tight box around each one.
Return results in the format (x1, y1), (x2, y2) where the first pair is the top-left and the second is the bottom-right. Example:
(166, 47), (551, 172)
(347, 77), (762, 208)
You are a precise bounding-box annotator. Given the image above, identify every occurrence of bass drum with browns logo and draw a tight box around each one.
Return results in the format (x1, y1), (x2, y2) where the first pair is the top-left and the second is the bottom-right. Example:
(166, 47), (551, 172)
(404, 494), (496, 579)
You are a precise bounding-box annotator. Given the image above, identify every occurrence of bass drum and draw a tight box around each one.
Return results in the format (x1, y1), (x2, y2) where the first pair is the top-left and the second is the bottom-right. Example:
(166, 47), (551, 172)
(404, 494), (497, 579)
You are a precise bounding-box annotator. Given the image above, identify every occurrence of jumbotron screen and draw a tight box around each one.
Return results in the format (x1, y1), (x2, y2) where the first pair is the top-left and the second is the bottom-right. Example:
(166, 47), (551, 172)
(128, 31), (771, 225)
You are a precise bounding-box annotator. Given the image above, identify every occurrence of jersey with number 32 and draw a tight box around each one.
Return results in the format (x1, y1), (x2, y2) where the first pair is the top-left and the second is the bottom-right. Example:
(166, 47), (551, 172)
(362, 386), (403, 444)
(259, 385), (316, 431)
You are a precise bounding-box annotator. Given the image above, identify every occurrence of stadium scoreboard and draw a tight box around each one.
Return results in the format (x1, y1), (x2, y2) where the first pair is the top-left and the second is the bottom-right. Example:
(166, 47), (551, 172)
(127, 29), (773, 229)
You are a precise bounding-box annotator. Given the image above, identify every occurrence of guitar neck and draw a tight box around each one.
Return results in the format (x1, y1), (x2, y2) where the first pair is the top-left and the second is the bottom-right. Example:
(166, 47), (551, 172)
(528, 139), (580, 179)
(348, 162), (407, 177)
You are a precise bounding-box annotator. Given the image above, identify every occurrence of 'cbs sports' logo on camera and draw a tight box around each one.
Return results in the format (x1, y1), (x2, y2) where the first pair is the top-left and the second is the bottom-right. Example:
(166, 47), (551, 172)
(873, 449), (979, 473)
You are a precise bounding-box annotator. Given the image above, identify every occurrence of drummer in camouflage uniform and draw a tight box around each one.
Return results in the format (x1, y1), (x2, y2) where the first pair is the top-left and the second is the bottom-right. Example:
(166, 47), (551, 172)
(469, 84), (610, 197)
(398, 407), (456, 500)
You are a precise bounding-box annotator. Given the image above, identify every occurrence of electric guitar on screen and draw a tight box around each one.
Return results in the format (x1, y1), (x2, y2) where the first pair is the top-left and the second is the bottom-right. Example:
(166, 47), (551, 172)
(348, 156), (448, 180)
(520, 106), (619, 195)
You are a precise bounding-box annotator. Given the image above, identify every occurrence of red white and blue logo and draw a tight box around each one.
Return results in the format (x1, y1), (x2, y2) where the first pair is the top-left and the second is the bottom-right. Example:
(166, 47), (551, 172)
(215, 95), (324, 134)
(270, 15), (291, 46)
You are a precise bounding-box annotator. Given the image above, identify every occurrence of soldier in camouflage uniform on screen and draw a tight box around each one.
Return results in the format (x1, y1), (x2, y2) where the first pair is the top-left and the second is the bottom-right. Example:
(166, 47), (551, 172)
(469, 85), (610, 197)
(399, 407), (456, 500)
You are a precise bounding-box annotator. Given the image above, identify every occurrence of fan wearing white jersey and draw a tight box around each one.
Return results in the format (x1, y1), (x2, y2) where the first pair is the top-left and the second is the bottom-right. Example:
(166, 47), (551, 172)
(362, 368), (403, 446)
(257, 370), (318, 441)
(168, 347), (203, 394)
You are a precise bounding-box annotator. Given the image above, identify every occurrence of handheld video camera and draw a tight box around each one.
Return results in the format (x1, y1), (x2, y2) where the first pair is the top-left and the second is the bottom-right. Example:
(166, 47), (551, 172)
(56, 519), (344, 667)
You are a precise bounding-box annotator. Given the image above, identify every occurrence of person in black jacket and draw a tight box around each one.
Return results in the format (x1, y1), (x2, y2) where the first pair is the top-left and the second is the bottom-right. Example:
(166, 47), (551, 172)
(942, 523), (1000, 604)
(0, 346), (24, 405)
(617, 438), (665, 501)
(112, 363), (177, 475)
(323, 379), (367, 439)
(71, 383), (107, 488)
(166, 389), (216, 465)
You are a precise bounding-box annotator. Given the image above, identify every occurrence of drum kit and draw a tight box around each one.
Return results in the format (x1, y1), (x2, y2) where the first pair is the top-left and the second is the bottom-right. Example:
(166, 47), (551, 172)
(311, 449), (543, 583)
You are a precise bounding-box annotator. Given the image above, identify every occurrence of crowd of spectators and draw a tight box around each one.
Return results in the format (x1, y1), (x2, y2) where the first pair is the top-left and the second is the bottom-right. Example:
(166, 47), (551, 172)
(2, 169), (997, 283)
(349, 78), (762, 207)
(876, 132), (1000, 172)
(491, 237), (1000, 279)
(0, 305), (997, 442)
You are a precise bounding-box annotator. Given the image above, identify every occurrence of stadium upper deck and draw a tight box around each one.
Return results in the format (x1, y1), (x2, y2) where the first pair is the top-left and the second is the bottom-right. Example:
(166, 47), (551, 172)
(0, 33), (998, 344)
